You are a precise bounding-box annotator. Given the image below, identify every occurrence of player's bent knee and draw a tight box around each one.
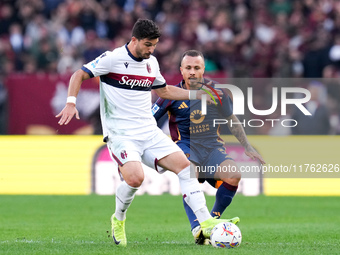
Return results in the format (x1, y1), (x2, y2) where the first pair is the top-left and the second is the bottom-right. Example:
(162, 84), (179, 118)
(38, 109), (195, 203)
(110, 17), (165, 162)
(125, 176), (144, 188)
(233, 171), (242, 181)
(224, 175), (241, 186)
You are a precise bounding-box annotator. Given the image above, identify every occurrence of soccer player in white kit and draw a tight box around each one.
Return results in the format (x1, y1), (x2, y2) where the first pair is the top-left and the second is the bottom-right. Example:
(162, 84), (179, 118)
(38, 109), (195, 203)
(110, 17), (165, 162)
(56, 19), (230, 247)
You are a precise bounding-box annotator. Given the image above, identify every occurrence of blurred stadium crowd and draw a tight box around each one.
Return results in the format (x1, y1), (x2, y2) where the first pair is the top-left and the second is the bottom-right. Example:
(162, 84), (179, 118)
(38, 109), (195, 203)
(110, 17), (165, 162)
(1, 0), (340, 135)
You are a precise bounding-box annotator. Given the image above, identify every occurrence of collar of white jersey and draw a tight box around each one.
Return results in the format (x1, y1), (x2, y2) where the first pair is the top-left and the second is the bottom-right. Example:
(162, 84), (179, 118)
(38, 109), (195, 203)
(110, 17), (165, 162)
(125, 42), (144, 62)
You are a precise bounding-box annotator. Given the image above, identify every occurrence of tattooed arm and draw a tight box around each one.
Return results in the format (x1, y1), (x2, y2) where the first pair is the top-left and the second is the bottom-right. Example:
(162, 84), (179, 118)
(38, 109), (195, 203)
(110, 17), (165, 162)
(226, 114), (266, 164)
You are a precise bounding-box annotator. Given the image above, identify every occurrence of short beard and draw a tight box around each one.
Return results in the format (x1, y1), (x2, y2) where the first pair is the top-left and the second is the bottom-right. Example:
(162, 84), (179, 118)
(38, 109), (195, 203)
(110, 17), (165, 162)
(136, 49), (150, 59)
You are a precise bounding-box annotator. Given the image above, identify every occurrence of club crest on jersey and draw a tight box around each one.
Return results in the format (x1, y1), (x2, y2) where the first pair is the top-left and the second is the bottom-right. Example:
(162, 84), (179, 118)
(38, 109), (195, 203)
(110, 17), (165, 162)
(146, 63), (151, 73)
(120, 150), (128, 159)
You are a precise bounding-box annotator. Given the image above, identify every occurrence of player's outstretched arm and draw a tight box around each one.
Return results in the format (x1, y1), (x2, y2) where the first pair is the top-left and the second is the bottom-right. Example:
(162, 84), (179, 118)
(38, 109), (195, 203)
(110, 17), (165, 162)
(226, 114), (266, 165)
(155, 85), (222, 103)
(56, 69), (90, 125)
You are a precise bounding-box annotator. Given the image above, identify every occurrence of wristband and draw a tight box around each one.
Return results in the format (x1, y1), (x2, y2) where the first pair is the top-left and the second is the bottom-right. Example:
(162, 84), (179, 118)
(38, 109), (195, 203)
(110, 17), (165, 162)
(189, 90), (197, 100)
(66, 96), (77, 105)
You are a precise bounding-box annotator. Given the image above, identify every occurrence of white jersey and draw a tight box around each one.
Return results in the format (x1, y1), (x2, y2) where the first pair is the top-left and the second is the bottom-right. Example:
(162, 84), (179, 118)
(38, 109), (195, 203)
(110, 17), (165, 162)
(82, 44), (166, 138)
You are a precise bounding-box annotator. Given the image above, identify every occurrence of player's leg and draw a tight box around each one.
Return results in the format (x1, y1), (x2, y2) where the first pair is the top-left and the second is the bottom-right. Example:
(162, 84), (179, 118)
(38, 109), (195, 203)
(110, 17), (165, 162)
(159, 144), (238, 243)
(114, 161), (144, 221)
(143, 141), (202, 234)
(170, 142), (203, 233)
(188, 178), (239, 245)
(158, 150), (212, 224)
(144, 130), (230, 238)
(111, 161), (144, 247)
(144, 130), (212, 224)
(182, 174), (211, 245)
(203, 147), (241, 219)
(182, 183), (201, 233)
(182, 194), (200, 233)
(181, 164), (210, 244)
(190, 149), (241, 244)
(108, 138), (144, 247)
(211, 159), (241, 219)
(145, 140), (206, 244)
(158, 153), (236, 238)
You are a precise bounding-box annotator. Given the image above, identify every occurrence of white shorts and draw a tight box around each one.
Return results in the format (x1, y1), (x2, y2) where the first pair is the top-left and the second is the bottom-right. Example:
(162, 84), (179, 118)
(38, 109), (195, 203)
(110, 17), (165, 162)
(107, 127), (181, 173)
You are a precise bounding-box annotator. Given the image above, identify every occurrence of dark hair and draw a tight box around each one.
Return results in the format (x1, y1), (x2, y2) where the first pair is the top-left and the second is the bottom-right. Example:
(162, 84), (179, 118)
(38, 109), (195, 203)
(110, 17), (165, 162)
(181, 50), (205, 65)
(132, 19), (161, 40)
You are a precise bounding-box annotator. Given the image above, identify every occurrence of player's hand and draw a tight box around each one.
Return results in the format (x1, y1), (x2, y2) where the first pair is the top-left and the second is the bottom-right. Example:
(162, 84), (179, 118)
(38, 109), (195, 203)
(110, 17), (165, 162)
(196, 82), (223, 105)
(245, 146), (266, 165)
(55, 103), (80, 125)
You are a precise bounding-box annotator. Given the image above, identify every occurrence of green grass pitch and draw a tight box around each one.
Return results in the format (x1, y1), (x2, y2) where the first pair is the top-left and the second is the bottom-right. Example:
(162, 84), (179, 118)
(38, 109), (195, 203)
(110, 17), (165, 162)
(0, 195), (339, 255)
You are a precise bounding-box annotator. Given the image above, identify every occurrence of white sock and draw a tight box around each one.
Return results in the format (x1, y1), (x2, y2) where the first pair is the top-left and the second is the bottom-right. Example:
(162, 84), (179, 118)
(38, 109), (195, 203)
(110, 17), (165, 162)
(177, 166), (211, 223)
(115, 181), (139, 221)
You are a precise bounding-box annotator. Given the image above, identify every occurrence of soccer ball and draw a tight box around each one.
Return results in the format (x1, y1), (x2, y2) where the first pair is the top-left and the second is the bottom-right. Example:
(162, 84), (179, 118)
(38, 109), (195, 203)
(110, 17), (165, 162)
(210, 222), (242, 248)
